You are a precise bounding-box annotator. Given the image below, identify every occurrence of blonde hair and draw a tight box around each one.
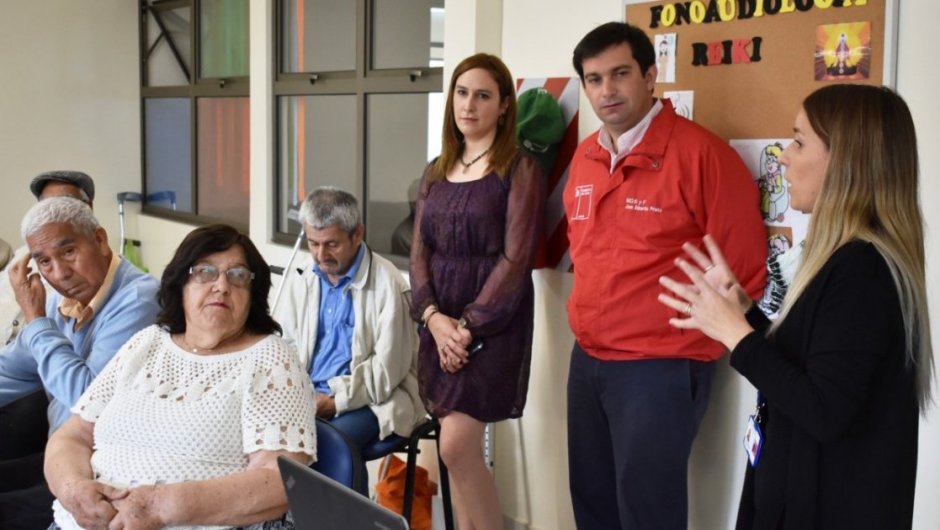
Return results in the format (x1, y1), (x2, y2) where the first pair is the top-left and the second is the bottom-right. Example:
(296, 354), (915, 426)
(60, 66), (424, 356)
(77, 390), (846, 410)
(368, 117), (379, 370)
(772, 84), (933, 411)
(430, 53), (518, 183)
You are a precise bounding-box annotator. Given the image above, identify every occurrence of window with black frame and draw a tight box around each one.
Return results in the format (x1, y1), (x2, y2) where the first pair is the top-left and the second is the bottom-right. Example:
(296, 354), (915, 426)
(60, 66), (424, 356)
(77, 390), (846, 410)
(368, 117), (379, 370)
(275, 0), (444, 263)
(140, 0), (251, 231)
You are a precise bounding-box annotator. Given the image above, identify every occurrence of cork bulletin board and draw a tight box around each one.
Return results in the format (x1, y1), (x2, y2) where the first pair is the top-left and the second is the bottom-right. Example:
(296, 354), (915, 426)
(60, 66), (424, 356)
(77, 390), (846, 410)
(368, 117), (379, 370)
(623, 0), (899, 140)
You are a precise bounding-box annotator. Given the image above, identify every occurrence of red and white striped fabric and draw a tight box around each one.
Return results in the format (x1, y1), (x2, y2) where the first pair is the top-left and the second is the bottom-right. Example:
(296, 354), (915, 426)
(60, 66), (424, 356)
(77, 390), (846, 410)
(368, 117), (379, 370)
(515, 77), (580, 271)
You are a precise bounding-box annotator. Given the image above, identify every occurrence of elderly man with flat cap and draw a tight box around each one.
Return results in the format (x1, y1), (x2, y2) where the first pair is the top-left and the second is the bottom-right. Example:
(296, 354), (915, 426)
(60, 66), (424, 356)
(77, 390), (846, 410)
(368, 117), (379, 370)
(0, 194), (159, 529)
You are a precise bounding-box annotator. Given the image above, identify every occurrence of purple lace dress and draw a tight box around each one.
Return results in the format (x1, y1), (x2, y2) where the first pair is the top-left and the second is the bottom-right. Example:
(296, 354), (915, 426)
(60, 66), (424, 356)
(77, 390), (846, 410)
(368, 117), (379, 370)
(410, 153), (544, 422)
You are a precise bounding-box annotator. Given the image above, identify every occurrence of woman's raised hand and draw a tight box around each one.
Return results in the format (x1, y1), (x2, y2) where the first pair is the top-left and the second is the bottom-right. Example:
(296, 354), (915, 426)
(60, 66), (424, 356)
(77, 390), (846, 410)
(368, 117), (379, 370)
(657, 235), (755, 351)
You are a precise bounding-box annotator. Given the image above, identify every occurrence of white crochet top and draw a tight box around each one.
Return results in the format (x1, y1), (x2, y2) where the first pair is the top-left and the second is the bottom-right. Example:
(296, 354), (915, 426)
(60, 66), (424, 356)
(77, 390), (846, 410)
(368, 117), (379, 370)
(52, 325), (317, 530)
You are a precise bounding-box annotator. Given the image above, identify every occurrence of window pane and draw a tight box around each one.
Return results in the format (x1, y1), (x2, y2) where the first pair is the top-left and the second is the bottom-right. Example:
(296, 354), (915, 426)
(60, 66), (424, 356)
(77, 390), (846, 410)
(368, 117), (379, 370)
(371, 0), (444, 70)
(144, 98), (193, 213)
(430, 6), (444, 66)
(277, 95), (358, 234)
(281, 0), (356, 73)
(365, 93), (443, 257)
(200, 0), (249, 78)
(145, 7), (191, 86)
(197, 98), (250, 225)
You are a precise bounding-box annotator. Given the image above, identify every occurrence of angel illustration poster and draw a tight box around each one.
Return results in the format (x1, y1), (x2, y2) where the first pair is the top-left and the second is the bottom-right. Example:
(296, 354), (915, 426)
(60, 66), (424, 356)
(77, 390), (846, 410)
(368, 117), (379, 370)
(815, 21), (872, 81)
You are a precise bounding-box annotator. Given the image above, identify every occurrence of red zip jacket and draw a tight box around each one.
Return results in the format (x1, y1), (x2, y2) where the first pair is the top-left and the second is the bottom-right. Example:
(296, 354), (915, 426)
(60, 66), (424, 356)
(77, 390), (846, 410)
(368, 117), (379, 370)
(564, 100), (767, 361)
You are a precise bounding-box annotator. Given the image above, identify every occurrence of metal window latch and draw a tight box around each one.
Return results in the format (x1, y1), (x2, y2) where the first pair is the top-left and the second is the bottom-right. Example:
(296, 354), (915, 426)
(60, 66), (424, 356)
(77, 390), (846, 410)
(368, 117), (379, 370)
(218, 78), (226, 88)
(409, 69), (423, 82)
(309, 74), (319, 85)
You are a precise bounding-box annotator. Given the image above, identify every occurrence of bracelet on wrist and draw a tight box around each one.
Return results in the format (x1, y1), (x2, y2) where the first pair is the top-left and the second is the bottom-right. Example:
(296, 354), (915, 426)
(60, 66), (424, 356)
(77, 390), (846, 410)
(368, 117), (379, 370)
(422, 307), (439, 328)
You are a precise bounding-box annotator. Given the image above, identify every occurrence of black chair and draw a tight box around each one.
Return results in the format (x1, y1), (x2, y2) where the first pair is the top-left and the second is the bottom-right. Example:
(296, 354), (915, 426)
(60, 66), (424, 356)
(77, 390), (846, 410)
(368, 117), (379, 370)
(361, 417), (454, 530)
(312, 418), (367, 496)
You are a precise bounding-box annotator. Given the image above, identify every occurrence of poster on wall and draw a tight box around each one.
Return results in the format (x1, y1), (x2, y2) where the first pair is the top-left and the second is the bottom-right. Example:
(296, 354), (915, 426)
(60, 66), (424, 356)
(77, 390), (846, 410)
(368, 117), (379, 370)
(655, 33), (677, 83)
(814, 21), (872, 81)
(663, 90), (693, 119)
(730, 139), (809, 244)
(515, 77), (580, 272)
(731, 138), (810, 318)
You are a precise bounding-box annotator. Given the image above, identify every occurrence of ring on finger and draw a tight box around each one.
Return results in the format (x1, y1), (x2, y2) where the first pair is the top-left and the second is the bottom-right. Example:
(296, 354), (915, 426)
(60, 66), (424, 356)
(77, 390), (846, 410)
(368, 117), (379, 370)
(703, 264), (715, 272)
(684, 302), (693, 316)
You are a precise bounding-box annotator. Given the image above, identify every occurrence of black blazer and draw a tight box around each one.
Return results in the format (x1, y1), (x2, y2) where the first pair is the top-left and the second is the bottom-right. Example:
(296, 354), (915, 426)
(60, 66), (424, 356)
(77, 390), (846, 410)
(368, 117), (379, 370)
(731, 241), (918, 530)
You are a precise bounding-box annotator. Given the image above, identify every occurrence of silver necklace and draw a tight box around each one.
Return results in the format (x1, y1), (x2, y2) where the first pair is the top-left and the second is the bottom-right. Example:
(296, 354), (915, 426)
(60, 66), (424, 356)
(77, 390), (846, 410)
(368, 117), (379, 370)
(460, 147), (491, 169)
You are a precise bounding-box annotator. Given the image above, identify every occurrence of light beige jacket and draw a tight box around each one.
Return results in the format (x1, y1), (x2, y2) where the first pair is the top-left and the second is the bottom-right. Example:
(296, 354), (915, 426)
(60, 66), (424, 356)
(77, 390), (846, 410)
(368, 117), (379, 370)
(273, 246), (425, 439)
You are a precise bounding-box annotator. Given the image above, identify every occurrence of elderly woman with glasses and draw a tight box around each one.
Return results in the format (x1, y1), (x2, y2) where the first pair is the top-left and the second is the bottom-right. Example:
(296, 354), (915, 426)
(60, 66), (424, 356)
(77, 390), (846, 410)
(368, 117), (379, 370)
(44, 225), (316, 530)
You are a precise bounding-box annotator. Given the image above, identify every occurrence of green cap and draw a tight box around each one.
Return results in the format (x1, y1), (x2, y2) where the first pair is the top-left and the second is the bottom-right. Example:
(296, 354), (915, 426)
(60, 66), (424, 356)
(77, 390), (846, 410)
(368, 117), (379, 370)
(515, 88), (566, 174)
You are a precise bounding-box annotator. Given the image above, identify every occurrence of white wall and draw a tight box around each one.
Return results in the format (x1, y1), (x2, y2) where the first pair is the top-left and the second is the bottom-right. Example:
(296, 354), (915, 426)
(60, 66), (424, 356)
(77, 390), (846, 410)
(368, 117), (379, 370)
(0, 1), (140, 251)
(0, 1), (938, 529)
(899, 1), (940, 529)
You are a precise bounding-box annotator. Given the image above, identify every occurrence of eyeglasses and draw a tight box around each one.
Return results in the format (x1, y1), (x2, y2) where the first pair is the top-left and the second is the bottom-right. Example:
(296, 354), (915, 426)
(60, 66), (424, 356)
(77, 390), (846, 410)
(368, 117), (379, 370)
(188, 264), (255, 287)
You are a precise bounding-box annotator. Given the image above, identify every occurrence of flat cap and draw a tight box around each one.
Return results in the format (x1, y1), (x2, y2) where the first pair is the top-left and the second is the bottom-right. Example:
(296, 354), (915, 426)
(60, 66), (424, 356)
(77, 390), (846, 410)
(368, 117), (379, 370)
(29, 170), (95, 202)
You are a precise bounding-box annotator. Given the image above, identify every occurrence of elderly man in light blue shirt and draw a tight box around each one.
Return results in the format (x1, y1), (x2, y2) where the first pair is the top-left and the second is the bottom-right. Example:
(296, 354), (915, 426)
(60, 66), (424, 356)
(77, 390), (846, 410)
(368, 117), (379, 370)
(0, 196), (159, 528)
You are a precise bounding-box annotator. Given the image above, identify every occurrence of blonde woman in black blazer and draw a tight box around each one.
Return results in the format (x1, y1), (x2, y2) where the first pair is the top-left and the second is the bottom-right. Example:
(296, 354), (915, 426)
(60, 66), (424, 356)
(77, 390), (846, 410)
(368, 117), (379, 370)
(659, 84), (932, 530)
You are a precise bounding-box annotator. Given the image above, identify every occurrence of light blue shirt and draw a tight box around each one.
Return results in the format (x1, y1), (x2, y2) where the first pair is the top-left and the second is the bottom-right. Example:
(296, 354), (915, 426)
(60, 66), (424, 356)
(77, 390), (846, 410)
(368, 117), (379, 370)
(0, 258), (160, 433)
(310, 244), (365, 394)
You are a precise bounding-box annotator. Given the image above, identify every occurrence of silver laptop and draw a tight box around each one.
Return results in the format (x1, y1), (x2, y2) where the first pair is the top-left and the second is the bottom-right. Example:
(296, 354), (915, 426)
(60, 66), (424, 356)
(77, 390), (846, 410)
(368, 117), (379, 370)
(278, 456), (409, 530)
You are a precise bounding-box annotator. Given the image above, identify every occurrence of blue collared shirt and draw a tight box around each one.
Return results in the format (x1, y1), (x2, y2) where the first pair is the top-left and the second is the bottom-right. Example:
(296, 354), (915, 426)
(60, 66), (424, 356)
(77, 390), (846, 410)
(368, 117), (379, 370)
(310, 244), (365, 393)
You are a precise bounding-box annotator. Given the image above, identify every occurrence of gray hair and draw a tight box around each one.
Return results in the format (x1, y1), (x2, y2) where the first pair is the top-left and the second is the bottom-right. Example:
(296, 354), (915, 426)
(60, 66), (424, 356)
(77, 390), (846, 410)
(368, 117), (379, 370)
(22, 196), (100, 240)
(299, 187), (362, 234)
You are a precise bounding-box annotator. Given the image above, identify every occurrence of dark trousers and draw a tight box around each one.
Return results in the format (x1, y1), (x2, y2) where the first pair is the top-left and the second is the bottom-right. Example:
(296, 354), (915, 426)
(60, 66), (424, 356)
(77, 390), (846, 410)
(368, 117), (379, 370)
(0, 391), (54, 529)
(330, 405), (380, 485)
(567, 343), (715, 530)
(0, 390), (49, 460)
(0, 452), (54, 530)
(330, 406), (380, 450)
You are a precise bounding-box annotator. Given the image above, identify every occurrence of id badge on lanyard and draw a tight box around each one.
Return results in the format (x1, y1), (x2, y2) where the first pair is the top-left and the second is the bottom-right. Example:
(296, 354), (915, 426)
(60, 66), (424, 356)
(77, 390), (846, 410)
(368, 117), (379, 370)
(743, 392), (765, 467)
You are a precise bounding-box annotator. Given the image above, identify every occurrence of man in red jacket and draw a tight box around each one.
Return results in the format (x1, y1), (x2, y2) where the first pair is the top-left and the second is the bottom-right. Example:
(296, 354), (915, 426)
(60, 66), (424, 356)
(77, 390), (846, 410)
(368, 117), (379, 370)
(564, 22), (767, 530)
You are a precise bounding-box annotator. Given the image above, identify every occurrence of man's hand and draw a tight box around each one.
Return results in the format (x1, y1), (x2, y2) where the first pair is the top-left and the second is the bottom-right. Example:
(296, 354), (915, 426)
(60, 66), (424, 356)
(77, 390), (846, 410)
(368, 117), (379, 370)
(315, 392), (337, 419)
(8, 252), (46, 323)
(110, 485), (166, 530)
(59, 478), (126, 530)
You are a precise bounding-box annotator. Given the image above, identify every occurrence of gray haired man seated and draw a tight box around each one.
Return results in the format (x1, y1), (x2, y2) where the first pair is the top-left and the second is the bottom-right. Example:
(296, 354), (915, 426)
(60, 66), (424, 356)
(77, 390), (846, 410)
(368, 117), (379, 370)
(0, 171), (98, 464)
(0, 196), (160, 528)
(274, 188), (424, 465)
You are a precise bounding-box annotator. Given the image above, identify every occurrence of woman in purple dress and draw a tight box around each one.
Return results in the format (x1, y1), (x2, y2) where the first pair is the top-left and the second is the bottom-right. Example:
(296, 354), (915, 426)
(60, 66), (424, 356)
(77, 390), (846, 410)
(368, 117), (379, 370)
(410, 53), (544, 530)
